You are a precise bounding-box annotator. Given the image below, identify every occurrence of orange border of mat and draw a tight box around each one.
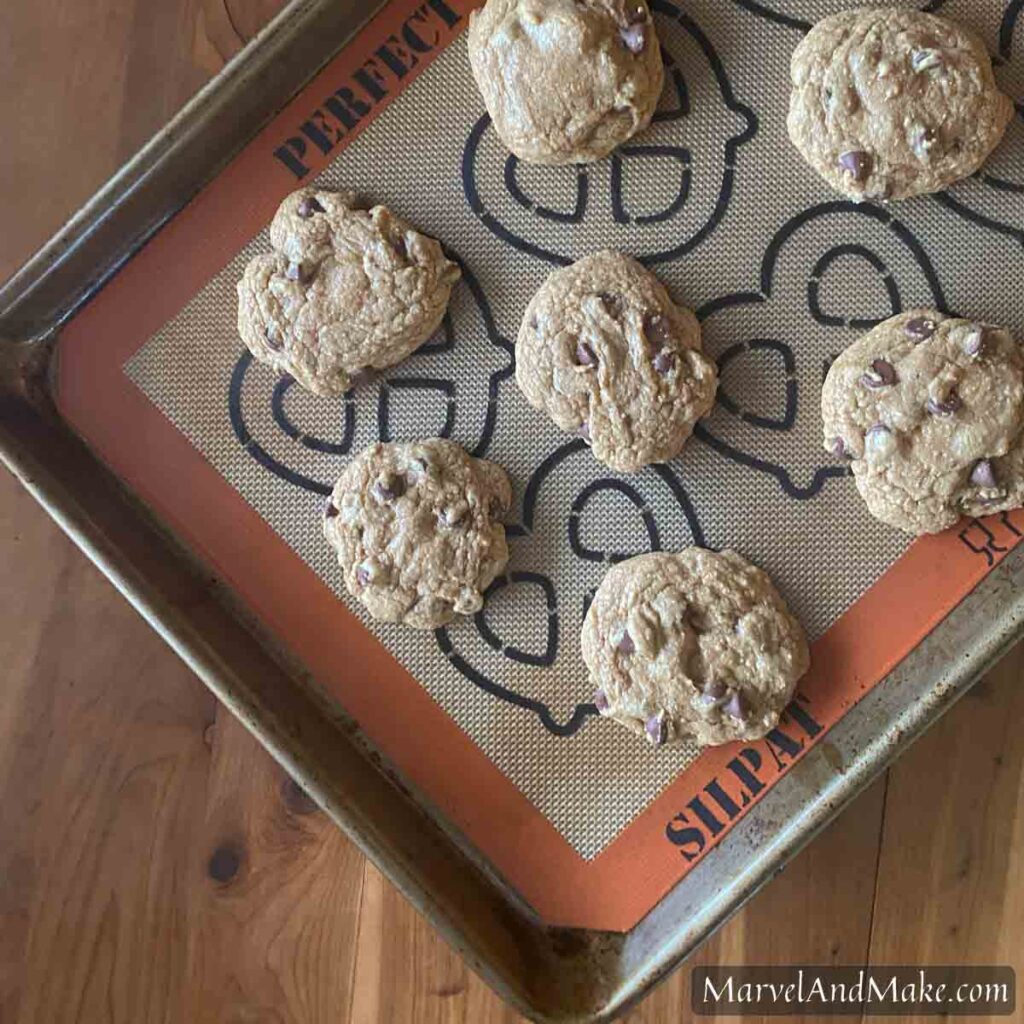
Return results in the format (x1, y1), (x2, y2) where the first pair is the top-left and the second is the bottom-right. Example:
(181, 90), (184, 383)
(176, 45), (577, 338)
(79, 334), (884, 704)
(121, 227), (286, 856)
(56, 0), (1024, 931)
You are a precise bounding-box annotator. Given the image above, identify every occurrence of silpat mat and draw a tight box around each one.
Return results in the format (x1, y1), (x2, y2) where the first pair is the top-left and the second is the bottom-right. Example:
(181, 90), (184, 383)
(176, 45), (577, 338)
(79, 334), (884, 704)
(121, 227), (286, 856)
(57, 0), (1024, 930)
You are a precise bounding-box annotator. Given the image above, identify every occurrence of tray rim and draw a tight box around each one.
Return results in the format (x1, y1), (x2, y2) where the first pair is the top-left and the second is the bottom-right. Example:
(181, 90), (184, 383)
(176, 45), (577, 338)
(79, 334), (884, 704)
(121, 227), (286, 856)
(3, 2), (1024, 1020)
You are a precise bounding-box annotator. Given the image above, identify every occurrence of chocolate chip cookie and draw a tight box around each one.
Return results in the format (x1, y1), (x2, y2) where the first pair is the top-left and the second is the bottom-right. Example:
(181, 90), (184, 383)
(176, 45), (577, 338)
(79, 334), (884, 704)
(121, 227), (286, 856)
(516, 251), (717, 473)
(467, 0), (664, 165)
(238, 188), (461, 396)
(582, 549), (810, 748)
(822, 310), (1024, 534)
(787, 8), (1014, 202)
(323, 440), (512, 629)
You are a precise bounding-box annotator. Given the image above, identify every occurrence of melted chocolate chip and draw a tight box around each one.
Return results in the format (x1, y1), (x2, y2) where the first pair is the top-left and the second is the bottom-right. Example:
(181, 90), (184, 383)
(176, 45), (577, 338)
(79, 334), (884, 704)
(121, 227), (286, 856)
(575, 341), (598, 367)
(617, 630), (635, 655)
(644, 313), (673, 349)
(392, 235), (409, 261)
(905, 317), (938, 342)
(324, 498), (339, 519)
(265, 324), (283, 351)
(598, 292), (622, 318)
(866, 423), (896, 458)
(911, 48), (943, 72)
(704, 679), (727, 699)
(970, 459), (997, 489)
(653, 349), (676, 376)
(645, 712), (667, 746)
(963, 327), (985, 358)
(594, 690), (610, 713)
(619, 22), (647, 54)
(724, 690), (750, 722)
(625, 3), (646, 24)
(838, 150), (873, 183)
(297, 195), (325, 218)
(285, 261), (312, 284)
(373, 473), (406, 502)
(355, 566), (371, 587)
(860, 358), (897, 389)
(926, 389), (962, 417)
(831, 436), (850, 460)
(438, 507), (466, 529)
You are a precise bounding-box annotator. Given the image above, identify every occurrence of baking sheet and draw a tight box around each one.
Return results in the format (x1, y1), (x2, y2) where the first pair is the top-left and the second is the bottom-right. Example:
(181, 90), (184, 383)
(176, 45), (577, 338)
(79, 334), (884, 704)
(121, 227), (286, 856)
(57, 0), (1024, 928)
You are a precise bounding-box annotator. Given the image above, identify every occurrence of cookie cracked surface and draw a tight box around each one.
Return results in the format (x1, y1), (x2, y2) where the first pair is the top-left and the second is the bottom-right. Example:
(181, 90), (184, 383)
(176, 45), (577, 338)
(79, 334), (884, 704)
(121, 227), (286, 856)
(238, 187), (460, 396)
(582, 550), (810, 748)
(516, 251), (718, 473)
(822, 310), (1024, 534)
(468, 0), (665, 165)
(787, 8), (1014, 202)
(324, 440), (512, 629)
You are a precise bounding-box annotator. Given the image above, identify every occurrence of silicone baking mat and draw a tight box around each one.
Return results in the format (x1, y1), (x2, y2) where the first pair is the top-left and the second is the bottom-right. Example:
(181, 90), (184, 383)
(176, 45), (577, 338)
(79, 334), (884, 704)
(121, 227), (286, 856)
(57, 0), (1023, 930)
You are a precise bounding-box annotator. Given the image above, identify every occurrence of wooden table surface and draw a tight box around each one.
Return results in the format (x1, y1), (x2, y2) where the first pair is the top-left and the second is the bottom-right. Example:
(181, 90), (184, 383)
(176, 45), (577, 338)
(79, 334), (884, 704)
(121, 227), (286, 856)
(2, 3), (1022, 1022)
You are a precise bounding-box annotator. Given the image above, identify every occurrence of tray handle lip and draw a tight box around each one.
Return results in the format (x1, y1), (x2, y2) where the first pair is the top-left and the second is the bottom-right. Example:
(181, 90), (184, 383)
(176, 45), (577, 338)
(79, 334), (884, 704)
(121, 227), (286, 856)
(0, 0), (385, 343)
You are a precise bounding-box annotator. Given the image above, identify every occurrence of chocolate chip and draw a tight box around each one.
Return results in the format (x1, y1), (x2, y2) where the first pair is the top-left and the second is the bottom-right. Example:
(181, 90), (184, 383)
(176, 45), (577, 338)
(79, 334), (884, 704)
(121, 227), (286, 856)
(575, 341), (598, 367)
(963, 327), (985, 358)
(910, 124), (938, 160)
(392, 235), (409, 261)
(625, 3), (646, 24)
(860, 358), (897, 389)
(653, 349), (677, 376)
(926, 389), (962, 417)
(838, 150), (873, 183)
(617, 630), (635, 655)
(831, 436), (851, 460)
(579, 421), (592, 444)
(697, 679), (728, 708)
(644, 313), (673, 349)
(530, 316), (539, 332)
(911, 48), (943, 72)
(355, 566), (371, 587)
(285, 261), (312, 284)
(324, 498), (339, 519)
(704, 679), (727, 699)
(594, 690), (610, 713)
(905, 317), (937, 342)
(598, 292), (622, 317)
(438, 506), (467, 529)
(645, 712), (667, 746)
(373, 473), (406, 502)
(265, 324), (283, 350)
(970, 459), (997, 489)
(724, 690), (750, 722)
(297, 195), (325, 218)
(866, 423), (896, 458)
(619, 22), (647, 54)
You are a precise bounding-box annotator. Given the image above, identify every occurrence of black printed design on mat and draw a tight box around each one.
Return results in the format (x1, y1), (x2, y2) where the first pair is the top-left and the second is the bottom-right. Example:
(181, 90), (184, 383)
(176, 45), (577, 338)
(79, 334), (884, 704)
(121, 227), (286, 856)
(696, 202), (946, 499)
(732, 0), (948, 33)
(435, 442), (705, 737)
(958, 512), (1023, 566)
(228, 259), (514, 495)
(462, 2), (756, 267)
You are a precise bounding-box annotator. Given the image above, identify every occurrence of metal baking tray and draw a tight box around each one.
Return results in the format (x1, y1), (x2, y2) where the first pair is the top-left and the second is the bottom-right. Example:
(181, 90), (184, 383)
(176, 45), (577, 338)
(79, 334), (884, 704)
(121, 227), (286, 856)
(2, 0), (1023, 1019)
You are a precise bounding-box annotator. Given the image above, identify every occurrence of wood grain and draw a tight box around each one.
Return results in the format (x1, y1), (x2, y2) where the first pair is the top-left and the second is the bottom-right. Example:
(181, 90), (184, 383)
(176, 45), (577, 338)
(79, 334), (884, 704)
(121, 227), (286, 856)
(1, 2), (1022, 1022)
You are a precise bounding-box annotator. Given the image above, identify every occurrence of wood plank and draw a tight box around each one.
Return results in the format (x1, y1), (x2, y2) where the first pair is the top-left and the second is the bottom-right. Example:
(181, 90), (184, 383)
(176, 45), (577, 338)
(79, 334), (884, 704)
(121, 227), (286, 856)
(866, 644), (1024, 1024)
(0, 471), (217, 1024)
